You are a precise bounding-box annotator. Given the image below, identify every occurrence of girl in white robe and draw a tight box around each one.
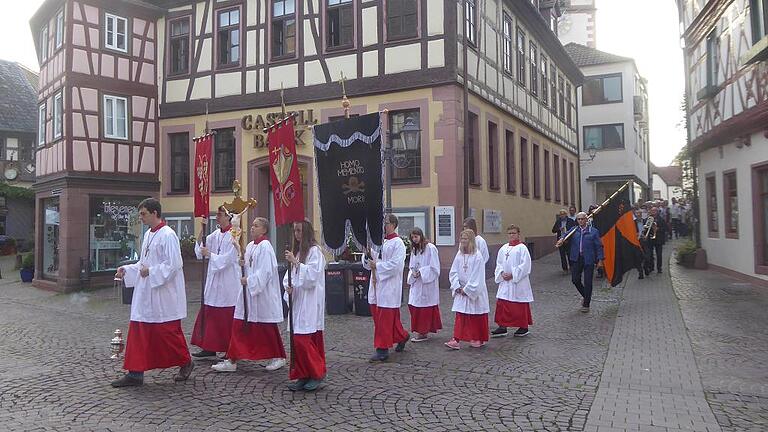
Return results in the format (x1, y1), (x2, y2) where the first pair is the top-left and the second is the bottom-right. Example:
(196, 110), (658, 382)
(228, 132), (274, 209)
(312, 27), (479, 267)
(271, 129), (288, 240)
(407, 228), (442, 342)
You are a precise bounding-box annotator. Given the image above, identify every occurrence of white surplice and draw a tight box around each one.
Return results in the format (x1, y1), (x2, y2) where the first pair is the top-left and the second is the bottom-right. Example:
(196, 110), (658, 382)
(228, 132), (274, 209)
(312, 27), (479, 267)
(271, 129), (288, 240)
(195, 228), (241, 307)
(407, 243), (441, 307)
(122, 225), (186, 323)
(494, 243), (533, 303)
(475, 235), (490, 264)
(449, 250), (490, 314)
(282, 245), (326, 335)
(238, 239), (284, 323)
(363, 236), (406, 308)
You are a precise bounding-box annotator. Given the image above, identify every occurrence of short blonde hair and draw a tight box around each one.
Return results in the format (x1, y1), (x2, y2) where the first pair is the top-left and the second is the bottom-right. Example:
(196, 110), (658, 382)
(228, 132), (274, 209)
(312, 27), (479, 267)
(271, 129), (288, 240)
(506, 224), (520, 233)
(459, 229), (476, 255)
(252, 217), (269, 234)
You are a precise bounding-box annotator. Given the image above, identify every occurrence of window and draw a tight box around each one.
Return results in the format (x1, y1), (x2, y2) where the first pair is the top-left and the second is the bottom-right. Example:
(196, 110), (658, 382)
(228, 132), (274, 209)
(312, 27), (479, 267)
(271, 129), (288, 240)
(724, 171), (738, 238)
(54, 92), (63, 139)
(530, 42), (538, 97)
(533, 144), (540, 199)
(389, 109), (422, 183)
(488, 122), (499, 190)
(541, 55), (548, 105)
(105, 13), (128, 52)
(465, 0), (477, 46)
(218, 8), (240, 66)
(166, 216), (194, 239)
(562, 158), (568, 205)
(328, 0), (354, 48)
(583, 74), (622, 105)
(214, 128), (236, 191)
(40, 26), (48, 61)
(468, 112), (480, 185)
(584, 124), (624, 150)
(544, 149), (551, 201)
(706, 174), (718, 236)
(38, 104), (46, 146)
(502, 14), (513, 74)
(43, 197), (60, 277)
(55, 10), (64, 49)
(566, 83), (572, 127)
(272, 0), (296, 58)
(516, 27), (526, 85)
(170, 133), (190, 193)
(706, 30), (719, 88)
(558, 75), (565, 119)
(89, 196), (146, 272)
(750, 0), (767, 44)
(4, 138), (19, 161)
(169, 18), (190, 75)
(387, 0), (418, 41)
(550, 64), (557, 112)
(103, 95), (127, 139)
(554, 154), (561, 202)
(569, 161), (575, 205)
(505, 130), (515, 193)
(520, 137), (529, 197)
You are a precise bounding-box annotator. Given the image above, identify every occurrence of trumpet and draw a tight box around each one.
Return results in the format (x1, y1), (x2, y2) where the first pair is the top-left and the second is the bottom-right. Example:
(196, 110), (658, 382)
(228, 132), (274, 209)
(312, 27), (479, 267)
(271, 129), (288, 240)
(641, 216), (657, 240)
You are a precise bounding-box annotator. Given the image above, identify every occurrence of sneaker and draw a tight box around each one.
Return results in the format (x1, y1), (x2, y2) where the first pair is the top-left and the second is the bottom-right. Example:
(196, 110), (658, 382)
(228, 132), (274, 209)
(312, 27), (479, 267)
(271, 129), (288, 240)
(490, 327), (508, 338)
(288, 379), (308, 391)
(580, 306), (590, 313)
(303, 378), (323, 391)
(174, 361), (194, 381)
(265, 358), (286, 371)
(191, 350), (216, 359)
(395, 338), (408, 352)
(444, 339), (460, 350)
(469, 340), (486, 348)
(411, 334), (429, 342)
(211, 360), (237, 372)
(514, 328), (530, 337)
(110, 375), (143, 388)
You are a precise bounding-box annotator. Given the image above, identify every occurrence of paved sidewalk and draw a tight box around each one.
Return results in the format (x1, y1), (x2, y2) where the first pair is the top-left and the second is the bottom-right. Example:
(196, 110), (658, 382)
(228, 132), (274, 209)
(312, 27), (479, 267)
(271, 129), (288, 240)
(584, 243), (722, 432)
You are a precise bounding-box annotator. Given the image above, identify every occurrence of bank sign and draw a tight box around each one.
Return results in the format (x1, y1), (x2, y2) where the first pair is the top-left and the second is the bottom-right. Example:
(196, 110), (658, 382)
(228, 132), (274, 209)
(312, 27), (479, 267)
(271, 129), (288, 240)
(241, 109), (318, 149)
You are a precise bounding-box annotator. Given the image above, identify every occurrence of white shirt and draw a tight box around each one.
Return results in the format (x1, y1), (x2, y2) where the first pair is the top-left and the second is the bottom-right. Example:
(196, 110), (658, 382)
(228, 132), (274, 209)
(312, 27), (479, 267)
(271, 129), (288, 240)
(449, 250), (490, 315)
(195, 228), (241, 307)
(282, 245), (325, 334)
(494, 243), (533, 303)
(363, 235), (406, 308)
(122, 225), (186, 323)
(238, 239), (284, 323)
(407, 243), (441, 308)
(475, 235), (490, 264)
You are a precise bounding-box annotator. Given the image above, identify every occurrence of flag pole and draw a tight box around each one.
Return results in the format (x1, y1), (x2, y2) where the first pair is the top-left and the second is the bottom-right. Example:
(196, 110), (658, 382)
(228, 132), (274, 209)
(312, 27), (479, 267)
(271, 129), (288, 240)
(557, 180), (633, 246)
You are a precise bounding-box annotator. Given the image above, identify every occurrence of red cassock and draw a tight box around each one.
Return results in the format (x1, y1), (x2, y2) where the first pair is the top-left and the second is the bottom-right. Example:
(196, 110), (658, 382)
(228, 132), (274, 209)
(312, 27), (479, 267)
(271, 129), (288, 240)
(494, 299), (533, 328)
(371, 305), (410, 349)
(123, 320), (191, 372)
(453, 312), (490, 343)
(227, 320), (286, 362)
(408, 305), (443, 334)
(191, 305), (235, 352)
(289, 331), (326, 380)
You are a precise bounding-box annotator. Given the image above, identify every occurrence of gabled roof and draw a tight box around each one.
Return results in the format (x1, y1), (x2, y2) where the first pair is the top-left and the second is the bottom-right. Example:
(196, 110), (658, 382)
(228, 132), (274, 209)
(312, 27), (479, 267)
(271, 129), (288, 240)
(0, 60), (39, 133)
(653, 165), (683, 186)
(564, 43), (634, 67)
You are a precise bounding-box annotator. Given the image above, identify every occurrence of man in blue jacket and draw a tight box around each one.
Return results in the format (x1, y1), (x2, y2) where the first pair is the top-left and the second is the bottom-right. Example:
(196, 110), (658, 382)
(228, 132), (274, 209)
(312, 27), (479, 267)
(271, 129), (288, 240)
(556, 212), (604, 313)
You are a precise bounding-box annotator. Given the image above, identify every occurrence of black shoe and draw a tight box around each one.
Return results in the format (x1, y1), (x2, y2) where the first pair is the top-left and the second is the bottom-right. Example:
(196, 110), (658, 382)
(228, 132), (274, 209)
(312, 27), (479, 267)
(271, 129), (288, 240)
(174, 361), (194, 381)
(369, 349), (389, 362)
(395, 338), (408, 352)
(192, 350), (216, 358)
(288, 379), (308, 391)
(639, 274), (644, 280)
(303, 378), (323, 391)
(644, 268), (651, 276)
(111, 375), (143, 388)
(513, 328), (530, 337)
(657, 269), (662, 274)
(490, 327), (508, 338)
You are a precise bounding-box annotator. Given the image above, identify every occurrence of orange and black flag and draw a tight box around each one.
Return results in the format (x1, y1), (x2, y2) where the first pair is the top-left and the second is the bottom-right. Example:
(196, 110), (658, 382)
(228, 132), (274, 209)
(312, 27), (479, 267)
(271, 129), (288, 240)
(592, 187), (644, 287)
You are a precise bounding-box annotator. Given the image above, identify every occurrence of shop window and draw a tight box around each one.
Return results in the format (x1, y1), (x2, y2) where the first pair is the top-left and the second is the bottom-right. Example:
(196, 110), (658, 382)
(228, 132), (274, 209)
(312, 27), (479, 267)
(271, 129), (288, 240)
(89, 197), (146, 272)
(167, 216), (195, 239)
(43, 197), (60, 277)
(272, 0), (296, 58)
(214, 128), (236, 191)
(327, 0), (354, 49)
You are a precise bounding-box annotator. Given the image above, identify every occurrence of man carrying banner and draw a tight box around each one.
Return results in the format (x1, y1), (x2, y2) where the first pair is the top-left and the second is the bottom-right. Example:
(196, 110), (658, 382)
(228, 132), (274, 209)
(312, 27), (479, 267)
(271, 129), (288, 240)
(557, 212), (604, 313)
(365, 214), (410, 362)
(190, 206), (241, 358)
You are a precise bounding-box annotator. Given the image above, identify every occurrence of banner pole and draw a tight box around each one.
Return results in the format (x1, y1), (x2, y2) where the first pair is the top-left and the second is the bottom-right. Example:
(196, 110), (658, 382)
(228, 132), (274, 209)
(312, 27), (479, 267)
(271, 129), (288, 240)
(557, 180), (632, 245)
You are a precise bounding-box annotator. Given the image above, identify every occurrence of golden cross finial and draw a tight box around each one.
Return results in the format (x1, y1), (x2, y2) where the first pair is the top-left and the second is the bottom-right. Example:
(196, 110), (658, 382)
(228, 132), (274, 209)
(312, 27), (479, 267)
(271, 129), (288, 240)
(340, 72), (350, 118)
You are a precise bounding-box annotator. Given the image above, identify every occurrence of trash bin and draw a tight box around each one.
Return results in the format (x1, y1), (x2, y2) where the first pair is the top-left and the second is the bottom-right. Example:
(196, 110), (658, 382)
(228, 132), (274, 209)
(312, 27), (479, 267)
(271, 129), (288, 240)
(325, 263), (349, 315)
(117, 259), (137, 305)
(525, 241), (535, 260)
(352, 268), (371, 316)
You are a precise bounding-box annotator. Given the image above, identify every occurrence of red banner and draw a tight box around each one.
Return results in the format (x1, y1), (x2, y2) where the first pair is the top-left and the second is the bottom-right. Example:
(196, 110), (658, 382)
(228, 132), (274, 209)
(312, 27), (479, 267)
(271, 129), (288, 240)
(268, 117), (305, 225)
(193, 134), (213, 218)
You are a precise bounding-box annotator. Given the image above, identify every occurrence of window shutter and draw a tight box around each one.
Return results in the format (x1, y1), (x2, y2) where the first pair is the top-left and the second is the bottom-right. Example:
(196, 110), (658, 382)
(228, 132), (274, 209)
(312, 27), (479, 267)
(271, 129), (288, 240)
(341, 6), (354, 46)
(387, 0), (402, 39)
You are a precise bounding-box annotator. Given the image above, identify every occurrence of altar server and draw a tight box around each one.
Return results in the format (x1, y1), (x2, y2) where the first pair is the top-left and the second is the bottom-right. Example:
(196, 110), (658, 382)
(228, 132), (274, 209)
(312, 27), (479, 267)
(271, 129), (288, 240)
(407, 228), (442, 342)
(463, 217), (489, 265)
(491, 224), (533, 338)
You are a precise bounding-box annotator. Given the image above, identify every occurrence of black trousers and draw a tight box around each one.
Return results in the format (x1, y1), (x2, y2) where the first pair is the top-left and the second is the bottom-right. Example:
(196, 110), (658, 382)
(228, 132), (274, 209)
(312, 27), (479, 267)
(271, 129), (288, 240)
(570, 257), (594, 307)
(558, 245), (569, 270)
(645, 242), (663, 272)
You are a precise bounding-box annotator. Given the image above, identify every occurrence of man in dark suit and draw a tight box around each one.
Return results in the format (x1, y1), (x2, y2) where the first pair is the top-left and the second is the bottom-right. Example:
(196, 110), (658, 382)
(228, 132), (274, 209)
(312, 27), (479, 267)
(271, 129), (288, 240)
(556, 212), (604, 313)
(644, 206), (669, 274)
(552, 209), (576, 274)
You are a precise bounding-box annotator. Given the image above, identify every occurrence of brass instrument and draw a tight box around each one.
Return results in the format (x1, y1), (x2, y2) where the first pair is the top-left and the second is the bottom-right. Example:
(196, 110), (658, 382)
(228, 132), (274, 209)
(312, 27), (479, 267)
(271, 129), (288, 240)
(641, 216), (657, 240)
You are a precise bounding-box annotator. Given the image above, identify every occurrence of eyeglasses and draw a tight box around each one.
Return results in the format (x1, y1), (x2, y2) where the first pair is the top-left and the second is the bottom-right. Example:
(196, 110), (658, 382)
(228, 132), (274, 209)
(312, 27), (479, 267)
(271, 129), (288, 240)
(576, 217), (587, 220)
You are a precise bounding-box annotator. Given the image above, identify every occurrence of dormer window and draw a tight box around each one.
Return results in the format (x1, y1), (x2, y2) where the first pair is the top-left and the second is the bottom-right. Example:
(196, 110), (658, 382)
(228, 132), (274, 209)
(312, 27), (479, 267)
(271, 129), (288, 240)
(105, 14), (128, 52)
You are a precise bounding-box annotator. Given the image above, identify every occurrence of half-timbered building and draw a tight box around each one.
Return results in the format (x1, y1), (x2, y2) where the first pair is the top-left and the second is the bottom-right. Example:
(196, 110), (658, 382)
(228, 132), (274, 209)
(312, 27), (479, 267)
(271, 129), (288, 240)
(677, 0), (768, 284)
(31, 0), (582, 290)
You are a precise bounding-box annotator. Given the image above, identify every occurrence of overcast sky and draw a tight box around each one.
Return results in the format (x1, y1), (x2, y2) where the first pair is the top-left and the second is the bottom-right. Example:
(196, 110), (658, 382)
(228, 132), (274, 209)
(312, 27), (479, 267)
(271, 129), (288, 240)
(1, 0), (685, 166)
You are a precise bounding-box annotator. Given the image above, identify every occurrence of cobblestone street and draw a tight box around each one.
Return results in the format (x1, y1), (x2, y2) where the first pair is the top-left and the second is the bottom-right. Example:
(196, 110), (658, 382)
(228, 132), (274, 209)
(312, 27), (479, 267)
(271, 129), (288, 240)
(0, 246), (766, 431)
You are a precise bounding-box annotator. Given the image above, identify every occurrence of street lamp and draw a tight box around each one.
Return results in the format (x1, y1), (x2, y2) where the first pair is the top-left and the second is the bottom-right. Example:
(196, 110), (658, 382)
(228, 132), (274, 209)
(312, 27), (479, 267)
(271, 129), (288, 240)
(580, 143), (598, 162)
(384, 116), (421, 214)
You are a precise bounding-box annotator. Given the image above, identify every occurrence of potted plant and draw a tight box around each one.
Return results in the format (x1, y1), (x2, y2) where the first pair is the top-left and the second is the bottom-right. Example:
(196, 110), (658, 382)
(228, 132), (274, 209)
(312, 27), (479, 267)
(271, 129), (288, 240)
(675, 240), (698, 268)
(20, 252), (34, 283)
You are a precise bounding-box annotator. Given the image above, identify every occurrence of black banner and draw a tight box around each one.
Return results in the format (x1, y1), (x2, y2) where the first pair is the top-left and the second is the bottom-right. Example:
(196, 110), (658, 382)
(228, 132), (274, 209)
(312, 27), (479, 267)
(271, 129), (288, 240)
(313, 113), (384, 253)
